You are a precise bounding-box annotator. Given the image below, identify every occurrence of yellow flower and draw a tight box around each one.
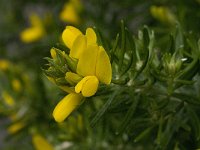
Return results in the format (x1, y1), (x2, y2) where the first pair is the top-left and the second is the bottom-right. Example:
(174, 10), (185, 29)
(32, 134), (54, 150)
(150, 6), (176, 25)
(51, 26), (112, 122)
(7, 113), (26, 134)
(59, 0), (82, 24)
(75, 76), (99, 97)
(2, 91), (15, 107)
(20, 14), (45, 43)
(7, 122), (25, 134)
(12, 79), (22, 92)
(0, 59), (10, 71)
(53, 93), (83, 122)
(62, 26), (112, 85)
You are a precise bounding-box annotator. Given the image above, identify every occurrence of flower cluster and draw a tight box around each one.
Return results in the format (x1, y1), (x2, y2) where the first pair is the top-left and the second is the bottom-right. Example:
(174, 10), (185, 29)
(45, 26), (112, 122)
(60, 0), (82, 24)
(32, 134), (53, 150)
(150, 6), (176, 25)
(20, 14), (45, 43)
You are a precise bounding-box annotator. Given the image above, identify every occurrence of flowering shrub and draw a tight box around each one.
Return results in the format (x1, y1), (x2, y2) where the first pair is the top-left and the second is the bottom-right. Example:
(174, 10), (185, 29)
(1, 0), (200, 150)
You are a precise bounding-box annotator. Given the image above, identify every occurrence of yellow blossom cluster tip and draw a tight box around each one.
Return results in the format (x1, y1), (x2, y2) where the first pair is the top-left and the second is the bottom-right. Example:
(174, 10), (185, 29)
(2, 91), (15, 107)
(52, 26), (112, 122)
(12, 79), (22, 92)
(150, 6), (176, 25)
(32, 134), (54, 150)
(0, 59), (10, 71)
(20, 13), (45, 43)
(7, 122), (25, 134)
(60, 0), (82, 24)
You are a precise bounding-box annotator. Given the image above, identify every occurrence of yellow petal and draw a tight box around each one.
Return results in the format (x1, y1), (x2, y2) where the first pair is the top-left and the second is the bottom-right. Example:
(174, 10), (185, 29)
(0, 59), (10, 71)
(95, 46), (112, 84)
(75, 76), (99, 97)
(150, 6), (175, 25)
(150, 6), (157, 19)
(12, 79), (21, 92)
(20, 27), (44, 43)
(2, 91), (15, 107)
(81, 76), (99, 97)
(86, 28), (97, 45)
(32, 134), (54, 150)
(59, 3), (80, 24)
(75, 76), (90, 93)
(70, 34), (87, 59)
(53, 93), (83, 122)
(9, 114), (17, 121)
(157, 7), (166, 23)
(50, 48), (57, 59)
(70, 0), (82, 11)
(62, 26), (82, 49)
(30, 14), (43, 27)
(7, 122), (25, 134)
(77, 44), (98, 76)
(65, 72), (82, 85)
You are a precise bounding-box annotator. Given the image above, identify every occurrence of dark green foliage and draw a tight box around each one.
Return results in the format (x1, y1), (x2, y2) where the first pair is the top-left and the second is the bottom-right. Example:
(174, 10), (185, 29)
(91, 22), (200, 149)
(1, 0), (200, 149)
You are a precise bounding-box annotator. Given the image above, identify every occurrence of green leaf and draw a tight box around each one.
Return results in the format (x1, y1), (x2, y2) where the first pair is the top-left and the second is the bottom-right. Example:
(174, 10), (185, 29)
(90, 90), (120, 127)
(159, 108), (187, 148)
(134, 126), (155, 143)
(111, 77), (129, 85)
(174, 24), (184, 51)
(119, 20), (126, 70)
(111, 33), (119, 64)
(186, 106), (200, 140)
(168, 34), (175, 53)
(63, 53), (78, 73)
(120, 50), (133, 76)
(94, 27), (110, 51)
(156, 115), (164, 145)
(126, 28), (136, 70)
(117, 94), (139, 134)
(55, 77), (68, 86)
(175, 57), (199, 88)
(142, 26), (150, 48)
(43, 68), (63, 78)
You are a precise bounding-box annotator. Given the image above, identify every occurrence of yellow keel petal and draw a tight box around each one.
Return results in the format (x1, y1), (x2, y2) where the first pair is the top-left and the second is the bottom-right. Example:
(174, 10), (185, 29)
(81, 76), (99, 97)
(75, 76), (99, 97)
(53, 93), (83, 122)
(75, 76), (90, 93)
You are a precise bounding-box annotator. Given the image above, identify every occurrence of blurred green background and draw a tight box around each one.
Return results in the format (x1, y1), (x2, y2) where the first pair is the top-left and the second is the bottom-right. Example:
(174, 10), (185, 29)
(1, 0), (200, 149)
